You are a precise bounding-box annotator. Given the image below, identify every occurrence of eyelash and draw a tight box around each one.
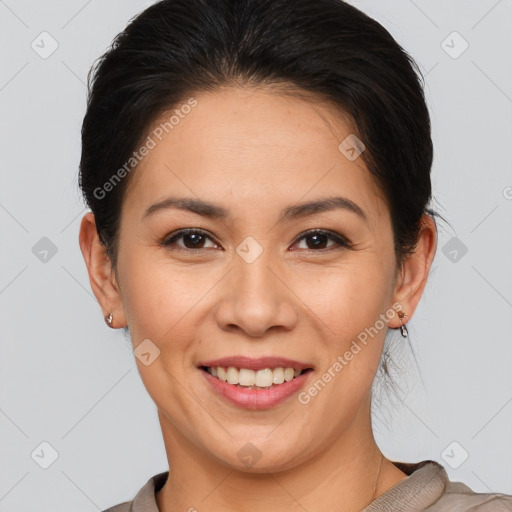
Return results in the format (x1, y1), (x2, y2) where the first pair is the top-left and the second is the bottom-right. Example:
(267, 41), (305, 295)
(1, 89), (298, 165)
(160, 228), (352, 253)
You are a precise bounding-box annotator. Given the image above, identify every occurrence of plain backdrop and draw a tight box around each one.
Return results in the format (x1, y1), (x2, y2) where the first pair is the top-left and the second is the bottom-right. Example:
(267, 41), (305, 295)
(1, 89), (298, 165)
(0, 0), (511, 510)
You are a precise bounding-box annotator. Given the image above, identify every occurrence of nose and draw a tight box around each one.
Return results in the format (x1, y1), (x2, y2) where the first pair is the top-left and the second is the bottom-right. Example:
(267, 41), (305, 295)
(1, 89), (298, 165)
(213, 247), (299, 338)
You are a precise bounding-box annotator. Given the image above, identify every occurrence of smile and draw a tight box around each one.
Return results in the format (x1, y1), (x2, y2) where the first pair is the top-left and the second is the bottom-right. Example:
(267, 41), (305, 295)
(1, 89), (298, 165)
(199, 364), (314, 409)
(201, 366), (312, 389)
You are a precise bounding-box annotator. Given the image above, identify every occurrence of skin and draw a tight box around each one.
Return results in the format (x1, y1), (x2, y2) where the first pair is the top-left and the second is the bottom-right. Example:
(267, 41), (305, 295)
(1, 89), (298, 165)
(79, 85), (437, 511)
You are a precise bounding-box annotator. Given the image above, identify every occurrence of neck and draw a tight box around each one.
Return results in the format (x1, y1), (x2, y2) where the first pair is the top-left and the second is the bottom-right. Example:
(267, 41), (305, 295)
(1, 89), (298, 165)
(156, 397), (400, 512)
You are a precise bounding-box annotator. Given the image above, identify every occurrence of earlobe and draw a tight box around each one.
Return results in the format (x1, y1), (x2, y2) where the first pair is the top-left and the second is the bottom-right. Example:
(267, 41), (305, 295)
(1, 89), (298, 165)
(389, 214), (438, 329)
(78, 212), (127, 328)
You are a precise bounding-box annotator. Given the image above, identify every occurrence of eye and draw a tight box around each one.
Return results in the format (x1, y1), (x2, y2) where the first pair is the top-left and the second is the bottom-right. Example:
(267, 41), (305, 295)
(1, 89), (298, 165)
(161, 228), (352, 252)
(291, 229), (352, 252)
(161, 229), (219, 251)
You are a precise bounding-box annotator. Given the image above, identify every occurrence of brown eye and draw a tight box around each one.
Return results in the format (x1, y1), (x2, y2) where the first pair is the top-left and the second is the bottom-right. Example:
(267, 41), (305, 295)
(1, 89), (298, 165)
(162, 229), (218, 250)
(292, 230), (352, 251)
(161, 228), (351, 253)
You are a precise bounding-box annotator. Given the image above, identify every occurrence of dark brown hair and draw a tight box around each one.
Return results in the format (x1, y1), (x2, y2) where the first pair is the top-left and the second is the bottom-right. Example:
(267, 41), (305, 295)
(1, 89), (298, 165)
(78, 0), (446, 401)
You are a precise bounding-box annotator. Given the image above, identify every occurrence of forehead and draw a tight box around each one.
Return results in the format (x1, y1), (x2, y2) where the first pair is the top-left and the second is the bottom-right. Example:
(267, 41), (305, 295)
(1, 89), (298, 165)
(123, 86), (386, 225)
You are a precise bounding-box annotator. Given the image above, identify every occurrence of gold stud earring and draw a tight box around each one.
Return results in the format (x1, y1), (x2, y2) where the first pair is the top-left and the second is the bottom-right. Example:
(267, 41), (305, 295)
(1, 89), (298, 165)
(105, 313), (114, 328)
(398, 311), (408, 339)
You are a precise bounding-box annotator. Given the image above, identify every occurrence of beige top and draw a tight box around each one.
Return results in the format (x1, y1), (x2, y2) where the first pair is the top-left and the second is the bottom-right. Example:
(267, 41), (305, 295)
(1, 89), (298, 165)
(104, 460), (512, 511)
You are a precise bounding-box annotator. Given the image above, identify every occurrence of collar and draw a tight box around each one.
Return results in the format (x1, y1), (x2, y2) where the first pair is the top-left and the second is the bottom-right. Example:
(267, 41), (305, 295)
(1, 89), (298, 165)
(130, 460), (447, 512)
(363, 460), (448, 511)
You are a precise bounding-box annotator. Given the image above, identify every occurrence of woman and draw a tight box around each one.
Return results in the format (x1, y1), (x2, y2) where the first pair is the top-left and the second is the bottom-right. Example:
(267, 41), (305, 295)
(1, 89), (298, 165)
(78, 0), (512, 510)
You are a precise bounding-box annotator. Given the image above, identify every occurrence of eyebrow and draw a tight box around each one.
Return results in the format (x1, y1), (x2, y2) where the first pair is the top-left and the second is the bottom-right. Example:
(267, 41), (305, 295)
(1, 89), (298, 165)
(142, 195), (368, 224)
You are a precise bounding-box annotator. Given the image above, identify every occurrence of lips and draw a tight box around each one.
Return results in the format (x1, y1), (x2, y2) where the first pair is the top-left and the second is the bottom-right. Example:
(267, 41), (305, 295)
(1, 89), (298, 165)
(197, 356), (314, 409)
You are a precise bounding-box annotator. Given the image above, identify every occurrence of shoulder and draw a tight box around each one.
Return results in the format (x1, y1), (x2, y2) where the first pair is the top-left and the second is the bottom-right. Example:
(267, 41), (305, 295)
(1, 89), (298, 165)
(101, 471), (169, 512)
(429, 478), (512, 511)
(366, 460), (512, 511)
(102, 503), (131, 512)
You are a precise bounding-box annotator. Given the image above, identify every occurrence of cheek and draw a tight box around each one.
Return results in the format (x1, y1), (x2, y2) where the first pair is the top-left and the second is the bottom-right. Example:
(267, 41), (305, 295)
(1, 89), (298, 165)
(119, 248), (206, 338)
(298, 260), (394, 399)
(118, 256), (205, 411)
(298, 260), (392, 333)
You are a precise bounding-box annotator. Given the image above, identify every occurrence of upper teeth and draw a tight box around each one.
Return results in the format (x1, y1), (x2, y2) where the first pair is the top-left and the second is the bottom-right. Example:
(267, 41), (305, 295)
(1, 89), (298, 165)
(208, 367), (303, 387)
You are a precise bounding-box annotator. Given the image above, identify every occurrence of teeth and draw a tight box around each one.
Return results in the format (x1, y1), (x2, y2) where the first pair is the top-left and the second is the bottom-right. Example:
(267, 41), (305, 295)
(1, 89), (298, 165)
(206, 366), (307, 388)
(226, 367), (238, 385)
(239, 368), (255, 386)
(217, 367), (227, 381)
(256, 368), (273, 387)
(272, 367), (284, 384)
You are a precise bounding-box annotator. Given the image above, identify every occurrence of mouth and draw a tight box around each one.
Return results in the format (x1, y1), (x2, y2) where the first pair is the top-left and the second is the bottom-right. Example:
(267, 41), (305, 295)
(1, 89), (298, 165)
(199, 365), (314, 389)
(197, 356), (315, 409)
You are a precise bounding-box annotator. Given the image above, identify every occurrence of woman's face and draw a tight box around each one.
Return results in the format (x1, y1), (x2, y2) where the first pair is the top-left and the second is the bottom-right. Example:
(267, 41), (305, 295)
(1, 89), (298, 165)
(88, 86), (428, 471)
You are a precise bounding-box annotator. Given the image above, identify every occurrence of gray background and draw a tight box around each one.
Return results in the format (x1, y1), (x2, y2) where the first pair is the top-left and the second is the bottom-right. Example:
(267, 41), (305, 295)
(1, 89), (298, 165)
(1, 0), (511, 510)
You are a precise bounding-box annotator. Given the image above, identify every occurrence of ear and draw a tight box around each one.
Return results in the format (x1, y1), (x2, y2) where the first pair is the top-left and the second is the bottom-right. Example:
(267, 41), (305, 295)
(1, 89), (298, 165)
(78, 212), (127, 328)
(389, 214), (437, 328)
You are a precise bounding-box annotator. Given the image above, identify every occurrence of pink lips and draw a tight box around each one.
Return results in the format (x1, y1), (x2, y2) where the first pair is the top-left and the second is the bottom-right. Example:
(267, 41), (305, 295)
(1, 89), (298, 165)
(197, 356), (314, 410)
